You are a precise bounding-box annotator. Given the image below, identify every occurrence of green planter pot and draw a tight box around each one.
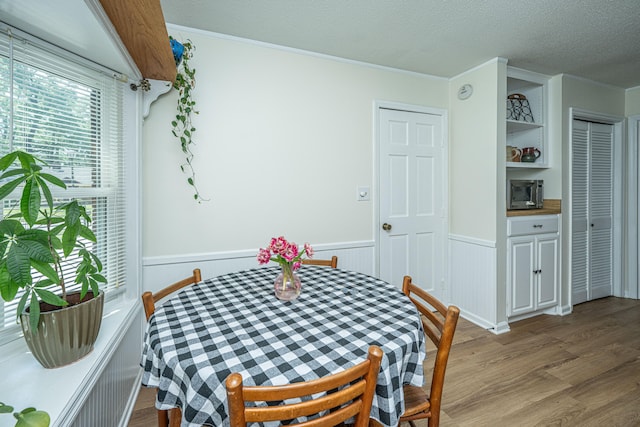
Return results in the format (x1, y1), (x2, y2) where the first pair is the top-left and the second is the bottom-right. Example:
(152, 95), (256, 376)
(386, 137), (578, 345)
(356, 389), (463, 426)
(20, 291), (104, 369)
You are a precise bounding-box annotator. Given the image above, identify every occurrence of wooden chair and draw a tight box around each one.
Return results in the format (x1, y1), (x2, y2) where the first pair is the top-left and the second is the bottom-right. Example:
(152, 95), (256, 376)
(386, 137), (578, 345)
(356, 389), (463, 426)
(226, 345), (383, 427)
(399, 276), (460, 427)
(141, 268), (202, 427)
(301, 255), (338, 268)
(142, 268), (202, 320)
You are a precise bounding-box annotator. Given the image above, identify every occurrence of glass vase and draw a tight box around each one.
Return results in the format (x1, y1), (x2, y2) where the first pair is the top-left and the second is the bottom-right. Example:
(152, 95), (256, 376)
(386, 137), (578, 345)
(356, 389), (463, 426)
(274, 263), (301, 301)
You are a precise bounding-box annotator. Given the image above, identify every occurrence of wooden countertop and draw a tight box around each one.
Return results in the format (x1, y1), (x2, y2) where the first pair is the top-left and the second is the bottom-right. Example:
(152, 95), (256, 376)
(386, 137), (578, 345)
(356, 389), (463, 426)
(507, 199), (561, 217)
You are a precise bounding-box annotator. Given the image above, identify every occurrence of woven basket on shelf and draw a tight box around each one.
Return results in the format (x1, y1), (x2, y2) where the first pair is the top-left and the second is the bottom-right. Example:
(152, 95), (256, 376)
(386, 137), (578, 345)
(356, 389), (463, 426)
(507, 93), (534, 123)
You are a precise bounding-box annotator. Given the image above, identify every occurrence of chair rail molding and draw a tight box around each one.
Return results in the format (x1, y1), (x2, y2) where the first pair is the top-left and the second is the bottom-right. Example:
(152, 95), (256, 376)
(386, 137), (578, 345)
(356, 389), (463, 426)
(142, 241), (376, 295)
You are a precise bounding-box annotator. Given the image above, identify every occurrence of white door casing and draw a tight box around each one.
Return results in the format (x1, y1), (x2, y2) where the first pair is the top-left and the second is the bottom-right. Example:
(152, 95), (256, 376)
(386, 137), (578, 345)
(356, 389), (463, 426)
(377, 105), (447, 301)
(631, 115), (640, 299)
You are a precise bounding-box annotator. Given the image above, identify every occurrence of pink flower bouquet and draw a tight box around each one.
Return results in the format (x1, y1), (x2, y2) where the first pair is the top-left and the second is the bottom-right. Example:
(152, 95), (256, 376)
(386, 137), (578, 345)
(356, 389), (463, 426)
(257, 236), (314, 270)
(258, 236), (314, 300)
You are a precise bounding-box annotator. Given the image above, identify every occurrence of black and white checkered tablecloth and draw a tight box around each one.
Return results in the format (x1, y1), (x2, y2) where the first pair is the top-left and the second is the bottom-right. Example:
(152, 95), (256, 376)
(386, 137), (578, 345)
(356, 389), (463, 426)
(141, 266), (426, 427)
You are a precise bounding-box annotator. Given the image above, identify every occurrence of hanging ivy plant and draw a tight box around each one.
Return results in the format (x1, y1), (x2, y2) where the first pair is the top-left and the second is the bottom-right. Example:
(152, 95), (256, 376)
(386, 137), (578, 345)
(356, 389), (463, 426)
(170, 36), (207, 202)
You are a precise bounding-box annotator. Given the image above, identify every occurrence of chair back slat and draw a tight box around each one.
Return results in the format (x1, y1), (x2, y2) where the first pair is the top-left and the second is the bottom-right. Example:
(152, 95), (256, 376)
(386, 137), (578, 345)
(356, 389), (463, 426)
(226, 344), (383, 427)
(142, 268), (202, 320)
(301, 255), (338, 268)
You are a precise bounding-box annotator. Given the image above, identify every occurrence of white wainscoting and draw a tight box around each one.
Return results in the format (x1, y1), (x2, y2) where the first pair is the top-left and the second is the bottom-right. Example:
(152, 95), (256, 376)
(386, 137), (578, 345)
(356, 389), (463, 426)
(1, 298), (142, 427)
(142, 241), (376, 294)
(70, 309), (143, 427)
(448, 234), (509, 334)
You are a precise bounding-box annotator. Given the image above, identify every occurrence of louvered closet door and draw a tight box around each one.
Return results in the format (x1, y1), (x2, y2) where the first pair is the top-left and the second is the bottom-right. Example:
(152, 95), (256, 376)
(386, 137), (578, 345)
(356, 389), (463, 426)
(571, 120), (614, 304)
(589, 123), (614, 299)
(572, 120), (589, 304)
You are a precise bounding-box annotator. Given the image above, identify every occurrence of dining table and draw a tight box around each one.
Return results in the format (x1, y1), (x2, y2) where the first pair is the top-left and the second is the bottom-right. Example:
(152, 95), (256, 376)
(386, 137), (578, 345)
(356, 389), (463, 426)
(140, 265), (426, 427)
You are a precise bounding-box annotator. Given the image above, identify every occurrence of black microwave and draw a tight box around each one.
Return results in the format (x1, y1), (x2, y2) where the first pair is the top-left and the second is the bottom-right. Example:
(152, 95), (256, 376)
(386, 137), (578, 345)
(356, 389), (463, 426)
(508, 179), (544, 209)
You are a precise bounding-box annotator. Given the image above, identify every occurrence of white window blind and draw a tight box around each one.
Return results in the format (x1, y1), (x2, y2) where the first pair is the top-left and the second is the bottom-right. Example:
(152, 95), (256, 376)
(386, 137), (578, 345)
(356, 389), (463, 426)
(0, 26), (127, 339)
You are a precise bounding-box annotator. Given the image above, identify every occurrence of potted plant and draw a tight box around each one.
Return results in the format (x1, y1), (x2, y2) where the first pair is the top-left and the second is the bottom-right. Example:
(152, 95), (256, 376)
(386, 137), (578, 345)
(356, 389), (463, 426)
(169, 36), (207, 202)
(0, 150), (106, 368)
(0, 402), (50, 427)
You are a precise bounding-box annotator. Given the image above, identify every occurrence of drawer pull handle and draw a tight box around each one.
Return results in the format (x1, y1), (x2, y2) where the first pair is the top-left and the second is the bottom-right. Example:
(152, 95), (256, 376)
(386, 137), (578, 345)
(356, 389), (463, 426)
(533, 224), (543, 228)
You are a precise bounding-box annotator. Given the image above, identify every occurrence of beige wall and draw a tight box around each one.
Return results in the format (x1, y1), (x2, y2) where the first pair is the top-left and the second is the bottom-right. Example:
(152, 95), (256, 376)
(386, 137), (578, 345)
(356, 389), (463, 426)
(626, 86), (640, 116)
(143, 26), (448, 257)
(448, 59), (503, 241)
(561, 76), (626, 117)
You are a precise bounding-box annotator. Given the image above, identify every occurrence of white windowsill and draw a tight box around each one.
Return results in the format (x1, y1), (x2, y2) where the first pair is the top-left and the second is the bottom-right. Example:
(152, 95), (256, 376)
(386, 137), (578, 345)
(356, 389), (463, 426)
(0, 297), (139, 426)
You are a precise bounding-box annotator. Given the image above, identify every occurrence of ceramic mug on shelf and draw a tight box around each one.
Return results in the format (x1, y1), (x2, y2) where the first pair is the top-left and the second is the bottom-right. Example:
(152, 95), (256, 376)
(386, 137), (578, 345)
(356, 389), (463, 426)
(506, 145), (521, 162)
(521, 147), (541, 162)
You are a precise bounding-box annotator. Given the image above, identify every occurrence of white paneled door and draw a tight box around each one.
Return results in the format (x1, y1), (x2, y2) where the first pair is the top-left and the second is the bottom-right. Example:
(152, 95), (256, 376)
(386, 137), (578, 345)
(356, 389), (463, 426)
(378, 107), (446, 301)
(572, 119), (614, 304)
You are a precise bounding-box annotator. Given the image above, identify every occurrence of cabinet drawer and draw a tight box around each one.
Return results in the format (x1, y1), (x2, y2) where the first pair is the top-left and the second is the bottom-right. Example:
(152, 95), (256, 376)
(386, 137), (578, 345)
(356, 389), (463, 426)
(508, 215), (558, 236)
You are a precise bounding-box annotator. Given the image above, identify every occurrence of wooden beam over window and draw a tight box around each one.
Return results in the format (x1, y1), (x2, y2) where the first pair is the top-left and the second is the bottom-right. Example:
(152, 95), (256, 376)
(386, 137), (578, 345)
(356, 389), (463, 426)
(99, 0), (176, 82)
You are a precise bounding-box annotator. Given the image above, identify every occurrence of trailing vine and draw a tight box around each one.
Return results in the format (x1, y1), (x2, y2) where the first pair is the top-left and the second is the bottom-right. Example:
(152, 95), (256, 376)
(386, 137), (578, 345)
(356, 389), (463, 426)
(170, 36), (207, 202)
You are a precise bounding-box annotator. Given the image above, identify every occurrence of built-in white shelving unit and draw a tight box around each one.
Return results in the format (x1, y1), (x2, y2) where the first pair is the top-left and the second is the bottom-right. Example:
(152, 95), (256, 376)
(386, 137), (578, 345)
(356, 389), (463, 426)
(506, 68), (549, 168)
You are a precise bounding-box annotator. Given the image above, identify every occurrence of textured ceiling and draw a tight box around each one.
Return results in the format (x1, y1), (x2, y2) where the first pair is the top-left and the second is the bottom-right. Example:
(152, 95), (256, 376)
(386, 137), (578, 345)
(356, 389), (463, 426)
(160, 0), (640, 89)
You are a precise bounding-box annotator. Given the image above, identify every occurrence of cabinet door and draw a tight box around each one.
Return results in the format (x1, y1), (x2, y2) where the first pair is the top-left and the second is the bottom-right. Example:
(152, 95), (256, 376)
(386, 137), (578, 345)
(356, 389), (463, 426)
(536, 234), (558, 309)
(508, 236), (535, 316)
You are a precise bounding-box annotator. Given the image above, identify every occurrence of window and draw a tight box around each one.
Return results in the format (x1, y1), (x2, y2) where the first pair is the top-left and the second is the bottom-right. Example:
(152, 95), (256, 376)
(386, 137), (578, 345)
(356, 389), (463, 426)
(0, 25), (127, 339)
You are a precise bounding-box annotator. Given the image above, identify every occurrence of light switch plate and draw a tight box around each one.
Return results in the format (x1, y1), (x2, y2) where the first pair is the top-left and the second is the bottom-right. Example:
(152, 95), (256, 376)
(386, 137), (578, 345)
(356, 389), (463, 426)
(357, 186), (370, 201)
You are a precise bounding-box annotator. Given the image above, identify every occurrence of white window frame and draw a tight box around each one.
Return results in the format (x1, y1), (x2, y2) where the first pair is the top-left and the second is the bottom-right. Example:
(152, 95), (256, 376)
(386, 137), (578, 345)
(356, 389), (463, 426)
(0, 22), (141, 344)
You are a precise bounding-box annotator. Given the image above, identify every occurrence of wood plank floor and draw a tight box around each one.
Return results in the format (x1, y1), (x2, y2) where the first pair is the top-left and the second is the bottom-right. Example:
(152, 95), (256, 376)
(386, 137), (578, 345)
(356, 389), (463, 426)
(128, 296), (640, 426)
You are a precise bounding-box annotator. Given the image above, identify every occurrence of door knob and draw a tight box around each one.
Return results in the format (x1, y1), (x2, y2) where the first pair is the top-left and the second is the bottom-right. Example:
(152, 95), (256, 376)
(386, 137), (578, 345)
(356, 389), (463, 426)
(382, 223), (392, 231)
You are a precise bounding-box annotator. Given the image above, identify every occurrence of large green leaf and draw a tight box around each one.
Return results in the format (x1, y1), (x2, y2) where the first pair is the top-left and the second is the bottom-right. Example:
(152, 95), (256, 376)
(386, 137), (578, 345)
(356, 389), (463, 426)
(62, 222), (80, 257)
(28, 291), (40, 331)
(15, 408), (51, 427)
(35, 175), (55, 211)
(19, 228), (51, 242)
(63, 201), (81, 226)
(33, 288), (67, 307)
(18, 241), (54, 264)
(38, 172), (66, 189)
(89, 277), (99, 297)
(0, 168), (29, 179)
(16, 291), (29, 321)
(78, 224), (97, 243)
(0, 175), (26, 200)
(31, 260), (59, 284)
(0, 266), (19, 302)
(79, 276), (90, 298)
(89, 251), (103, 271)
(40, 216), (64, 225)
(5, 245), (33, 285)
(20, 179), (41, 226)
(15, 151), (40, 170)
(0, 151), (19, 170)
(92, 273), (107, 283)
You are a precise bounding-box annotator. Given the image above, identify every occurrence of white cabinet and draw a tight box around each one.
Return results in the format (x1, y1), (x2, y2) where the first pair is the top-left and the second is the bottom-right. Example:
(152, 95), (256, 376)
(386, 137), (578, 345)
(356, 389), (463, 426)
(507, 215), (559, 317)
(506, 68), (549, 169)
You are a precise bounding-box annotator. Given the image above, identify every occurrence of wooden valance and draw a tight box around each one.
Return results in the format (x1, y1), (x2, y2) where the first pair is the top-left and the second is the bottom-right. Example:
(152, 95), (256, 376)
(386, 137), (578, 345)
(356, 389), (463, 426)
(99, 0), (176, 82)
